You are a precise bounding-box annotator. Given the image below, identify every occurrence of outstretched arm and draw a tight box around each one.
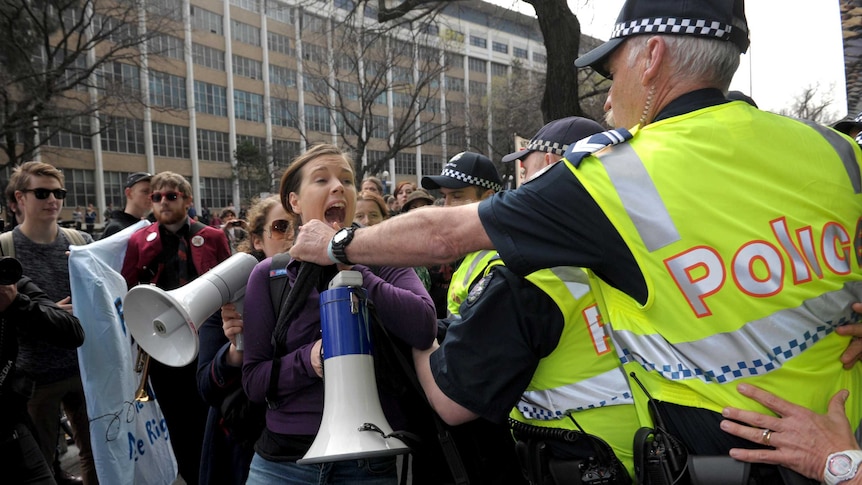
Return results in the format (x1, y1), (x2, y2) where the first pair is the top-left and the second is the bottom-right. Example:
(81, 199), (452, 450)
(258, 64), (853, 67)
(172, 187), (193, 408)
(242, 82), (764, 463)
(289, 204), (492, 267)
(720, 383), (862, 482)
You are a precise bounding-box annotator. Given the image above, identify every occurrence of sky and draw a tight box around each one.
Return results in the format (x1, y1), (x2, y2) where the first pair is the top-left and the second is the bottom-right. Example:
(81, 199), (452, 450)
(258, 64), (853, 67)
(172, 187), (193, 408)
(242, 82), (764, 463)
(493, 0), (848, 121)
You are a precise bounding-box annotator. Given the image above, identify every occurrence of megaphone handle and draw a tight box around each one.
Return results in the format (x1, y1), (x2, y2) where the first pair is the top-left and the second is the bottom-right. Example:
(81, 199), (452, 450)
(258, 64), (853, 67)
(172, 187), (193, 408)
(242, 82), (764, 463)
(235, 332), (244, 351)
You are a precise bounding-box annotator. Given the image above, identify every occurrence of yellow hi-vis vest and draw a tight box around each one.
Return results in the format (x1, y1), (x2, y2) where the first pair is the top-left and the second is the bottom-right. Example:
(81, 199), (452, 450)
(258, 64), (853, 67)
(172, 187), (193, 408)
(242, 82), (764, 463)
(509, 266), (637, 478)
(567, 100), (862, 428)
(447, 250), (501, 318)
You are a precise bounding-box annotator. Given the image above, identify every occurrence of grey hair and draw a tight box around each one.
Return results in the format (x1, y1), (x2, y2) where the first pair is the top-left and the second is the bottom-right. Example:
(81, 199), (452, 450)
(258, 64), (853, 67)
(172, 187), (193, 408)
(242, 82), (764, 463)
(627, 33), (742, 91)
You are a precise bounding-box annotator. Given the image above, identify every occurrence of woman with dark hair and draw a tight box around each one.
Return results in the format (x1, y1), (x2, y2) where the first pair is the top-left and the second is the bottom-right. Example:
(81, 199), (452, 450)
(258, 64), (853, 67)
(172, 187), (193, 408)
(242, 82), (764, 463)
(241, 144), (436, 484)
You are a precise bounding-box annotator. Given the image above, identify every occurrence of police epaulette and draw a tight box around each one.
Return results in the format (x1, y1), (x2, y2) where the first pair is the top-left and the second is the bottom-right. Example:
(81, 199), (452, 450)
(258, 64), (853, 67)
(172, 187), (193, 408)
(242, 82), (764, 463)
(563, 128), (633, 167)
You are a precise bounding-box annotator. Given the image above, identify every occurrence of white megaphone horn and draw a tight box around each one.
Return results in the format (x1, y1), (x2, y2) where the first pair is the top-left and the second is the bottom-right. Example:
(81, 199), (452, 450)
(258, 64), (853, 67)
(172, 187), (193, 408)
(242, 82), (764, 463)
(298, 270), (410, 464)
(123, 252), (258, 367)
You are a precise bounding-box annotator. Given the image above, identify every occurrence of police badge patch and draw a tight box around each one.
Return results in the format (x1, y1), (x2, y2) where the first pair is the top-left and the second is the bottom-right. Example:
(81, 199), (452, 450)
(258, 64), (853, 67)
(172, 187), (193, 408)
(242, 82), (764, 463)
(465, 272), (494, 306)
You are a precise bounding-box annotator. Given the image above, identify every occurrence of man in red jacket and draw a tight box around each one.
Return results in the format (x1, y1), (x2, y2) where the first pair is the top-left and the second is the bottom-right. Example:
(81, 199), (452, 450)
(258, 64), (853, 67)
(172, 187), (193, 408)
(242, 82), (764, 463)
(121, 171), (230, 485)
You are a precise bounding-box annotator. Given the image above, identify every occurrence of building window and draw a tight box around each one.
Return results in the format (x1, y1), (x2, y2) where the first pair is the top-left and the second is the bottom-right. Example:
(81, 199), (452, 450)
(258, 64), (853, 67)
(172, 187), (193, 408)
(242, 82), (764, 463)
(469, 35), (487, 48)
(445, 52), (464, 67)
(492, 41), (508, 54)
(418, 22), (438, 36)
(533, 52), (547, 64)
(231, 20), (261, 46)
(197, 129), (230, 162)
(103, 171), (135, 209)
(149, 71), (187, 109)
(272, 139), (300, 170)
(192, 43), (225, 71)
(267, 31), (294, 56)
(334, 0), (355, 10)
(302, 42), (328, 64)
(200, 176), (233, 210)
(232, 55), (263, 80)
(65, 169), (96, 209)
(191, 6), (223, 35)
(423, 122), (442, 145)
(446, 100), (465, 117)
(97, 62), (140, 94)
(395, 152), (416, 175)
(369, 114), (389, 139)
(302, 13), (326, 33)
(266, 1), (295, 25)
(468, 57), (486, 74)
(271, 98), (298, 128)
(269, 64), (297, 88)
(152, 122), (190, 159)
(42, 115), (92, 150)
(194, 81), (227, 117)
(391, 66), (413, 84)
(421, 154), (442, 175)
(101, 116), (145, 154)
(234, 90), (264, 122)
(469, 80), (486, 95)
(230, 0), (259, 13)
(513, 46), (528, 59)
(304, 105), (331, 132)
(148, 34), (184, 61)
(491, 62), (508, 78)
(445, 76), (464, 92)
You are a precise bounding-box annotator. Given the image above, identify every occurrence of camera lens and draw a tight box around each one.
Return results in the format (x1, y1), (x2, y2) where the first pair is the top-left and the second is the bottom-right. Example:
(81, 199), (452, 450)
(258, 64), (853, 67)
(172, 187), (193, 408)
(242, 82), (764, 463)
(0, 257), (23, 285)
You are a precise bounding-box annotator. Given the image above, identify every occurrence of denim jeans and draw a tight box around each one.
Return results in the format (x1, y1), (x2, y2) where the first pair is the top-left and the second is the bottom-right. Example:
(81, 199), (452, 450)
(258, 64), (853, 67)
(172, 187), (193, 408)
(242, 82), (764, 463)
(245, 452), (398, 484)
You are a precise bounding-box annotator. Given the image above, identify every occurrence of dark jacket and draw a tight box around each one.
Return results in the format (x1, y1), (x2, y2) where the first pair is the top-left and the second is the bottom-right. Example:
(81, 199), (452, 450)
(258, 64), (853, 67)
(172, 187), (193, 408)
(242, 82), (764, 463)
(99, 210), (144, 240)
(1, 276), (83, 430)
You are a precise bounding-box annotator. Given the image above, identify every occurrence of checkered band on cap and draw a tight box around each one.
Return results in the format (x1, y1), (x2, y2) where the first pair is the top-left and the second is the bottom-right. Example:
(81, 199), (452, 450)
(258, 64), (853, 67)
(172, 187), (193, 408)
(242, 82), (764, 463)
(440, 168), (502, 192)
(854, 112), (862, 123)
(527, 138), (569, 157)
(611, 17), (733, 42)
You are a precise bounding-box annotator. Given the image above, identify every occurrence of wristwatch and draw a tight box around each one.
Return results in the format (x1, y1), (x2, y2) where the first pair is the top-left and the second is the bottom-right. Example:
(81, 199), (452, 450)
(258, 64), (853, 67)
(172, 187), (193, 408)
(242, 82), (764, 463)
(824, 450), (862, 485)
(329, 226), (356, 265)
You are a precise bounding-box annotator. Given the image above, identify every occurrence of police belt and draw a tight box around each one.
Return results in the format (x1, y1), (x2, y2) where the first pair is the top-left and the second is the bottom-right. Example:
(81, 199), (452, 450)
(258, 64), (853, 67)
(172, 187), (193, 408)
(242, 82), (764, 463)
(509, 418), (630, 485)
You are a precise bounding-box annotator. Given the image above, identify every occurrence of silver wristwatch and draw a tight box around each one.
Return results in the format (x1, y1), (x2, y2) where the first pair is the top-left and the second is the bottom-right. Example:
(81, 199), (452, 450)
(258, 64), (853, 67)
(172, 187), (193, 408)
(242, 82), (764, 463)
(824, 450), (862, 485)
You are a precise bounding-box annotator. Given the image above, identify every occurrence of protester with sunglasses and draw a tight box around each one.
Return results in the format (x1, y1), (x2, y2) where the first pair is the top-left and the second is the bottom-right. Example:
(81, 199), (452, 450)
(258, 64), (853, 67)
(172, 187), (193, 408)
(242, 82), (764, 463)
(5, 161), (96, 485)
(197, 195), (295, 485)
(121, 171), (231, 485)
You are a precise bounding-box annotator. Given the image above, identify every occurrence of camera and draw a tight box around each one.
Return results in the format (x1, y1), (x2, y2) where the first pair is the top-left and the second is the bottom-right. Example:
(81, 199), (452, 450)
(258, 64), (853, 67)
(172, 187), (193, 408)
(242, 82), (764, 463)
(229, 220), (245, 227)
(0, 256), (23, 285)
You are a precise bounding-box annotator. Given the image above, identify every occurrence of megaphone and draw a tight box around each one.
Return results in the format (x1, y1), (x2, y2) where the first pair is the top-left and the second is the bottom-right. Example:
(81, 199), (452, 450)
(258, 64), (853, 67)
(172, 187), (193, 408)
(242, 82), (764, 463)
(123, 252), (258, 367)
(298, 270), (410, 464)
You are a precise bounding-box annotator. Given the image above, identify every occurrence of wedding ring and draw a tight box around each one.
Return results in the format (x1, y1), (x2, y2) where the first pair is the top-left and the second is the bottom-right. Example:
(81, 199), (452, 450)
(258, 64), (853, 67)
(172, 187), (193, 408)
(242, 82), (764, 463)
(761, 428), (773, 446)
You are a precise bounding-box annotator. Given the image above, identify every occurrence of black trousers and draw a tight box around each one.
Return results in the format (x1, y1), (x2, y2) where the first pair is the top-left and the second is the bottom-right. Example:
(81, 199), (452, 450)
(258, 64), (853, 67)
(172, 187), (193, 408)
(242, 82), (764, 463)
(4, 421), (56, 485)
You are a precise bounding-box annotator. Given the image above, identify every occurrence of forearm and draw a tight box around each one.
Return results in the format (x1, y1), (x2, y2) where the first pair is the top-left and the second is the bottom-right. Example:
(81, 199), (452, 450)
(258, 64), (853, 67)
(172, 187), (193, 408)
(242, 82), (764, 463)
(413, 342), (478, 426)
(351, 204), (491, 266)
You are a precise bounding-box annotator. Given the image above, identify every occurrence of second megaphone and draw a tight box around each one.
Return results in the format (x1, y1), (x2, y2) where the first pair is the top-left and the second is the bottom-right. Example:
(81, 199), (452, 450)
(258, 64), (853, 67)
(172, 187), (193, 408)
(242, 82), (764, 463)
(123, 252), (258, 367)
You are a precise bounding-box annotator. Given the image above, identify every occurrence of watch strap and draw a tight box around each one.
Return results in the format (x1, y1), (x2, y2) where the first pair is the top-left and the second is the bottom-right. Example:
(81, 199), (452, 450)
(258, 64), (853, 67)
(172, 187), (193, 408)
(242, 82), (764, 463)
(329, 226), (355, 265)
(825, 449), (862, 485)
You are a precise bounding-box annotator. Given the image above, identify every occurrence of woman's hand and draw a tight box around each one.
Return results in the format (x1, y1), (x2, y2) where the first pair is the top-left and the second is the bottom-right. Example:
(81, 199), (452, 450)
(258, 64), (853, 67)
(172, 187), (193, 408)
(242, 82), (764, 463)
(720, 383), (859, 481)
(311, 339), (324, 378)
(221, 302), (244, 367)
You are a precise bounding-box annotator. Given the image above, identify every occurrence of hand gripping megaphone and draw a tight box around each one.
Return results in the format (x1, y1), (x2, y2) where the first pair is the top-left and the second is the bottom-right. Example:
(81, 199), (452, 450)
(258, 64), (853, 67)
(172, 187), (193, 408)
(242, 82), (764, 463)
(123, 252), (258, 367)
(298, 270), (411, 464)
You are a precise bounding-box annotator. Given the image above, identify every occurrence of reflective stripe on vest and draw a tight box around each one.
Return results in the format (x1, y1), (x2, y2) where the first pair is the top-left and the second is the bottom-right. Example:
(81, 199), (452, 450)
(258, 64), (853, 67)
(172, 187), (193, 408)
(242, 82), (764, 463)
(516, 266), (632, 421)
(799, 120), (861, 194)
(613, 283), (861, 384)
(517, 366), (633, 420)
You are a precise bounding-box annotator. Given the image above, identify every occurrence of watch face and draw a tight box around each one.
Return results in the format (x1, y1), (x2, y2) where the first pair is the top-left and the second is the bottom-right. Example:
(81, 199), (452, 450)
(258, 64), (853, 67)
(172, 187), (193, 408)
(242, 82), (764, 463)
(333, 229), (349, 244)
(830, 454), (853, 476)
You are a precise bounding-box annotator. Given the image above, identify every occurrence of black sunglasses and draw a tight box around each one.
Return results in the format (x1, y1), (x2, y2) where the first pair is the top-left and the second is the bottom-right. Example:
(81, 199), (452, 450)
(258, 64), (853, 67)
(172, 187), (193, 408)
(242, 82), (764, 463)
(268, 219), (292, 240)
(21, 188), (67, 200)
(150, 191), (183, 203)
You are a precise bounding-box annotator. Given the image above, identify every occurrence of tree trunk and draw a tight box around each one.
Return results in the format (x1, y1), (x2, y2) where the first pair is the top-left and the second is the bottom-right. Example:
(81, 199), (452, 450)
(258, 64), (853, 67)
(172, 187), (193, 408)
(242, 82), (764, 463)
(525, 0), (586, 123)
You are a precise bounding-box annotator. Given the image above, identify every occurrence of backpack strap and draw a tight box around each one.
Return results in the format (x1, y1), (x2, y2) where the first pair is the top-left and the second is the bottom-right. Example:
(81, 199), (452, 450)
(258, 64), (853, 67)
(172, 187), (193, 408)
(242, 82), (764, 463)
(0, 231), (13, 258)
(59, 227), (87, 246)
(266, 259), (320, 410)
(269, 252), (292, 316)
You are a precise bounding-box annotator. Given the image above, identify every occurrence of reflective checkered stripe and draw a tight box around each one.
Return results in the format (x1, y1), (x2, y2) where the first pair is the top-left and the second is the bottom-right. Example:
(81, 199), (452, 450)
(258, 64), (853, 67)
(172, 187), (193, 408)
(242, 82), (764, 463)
(440, 168), (502, 192)
(612, 17), (734, 42)
(613, 286), (860, 385)
(516, 367), (633, 420)
(526, 138), (569, 156)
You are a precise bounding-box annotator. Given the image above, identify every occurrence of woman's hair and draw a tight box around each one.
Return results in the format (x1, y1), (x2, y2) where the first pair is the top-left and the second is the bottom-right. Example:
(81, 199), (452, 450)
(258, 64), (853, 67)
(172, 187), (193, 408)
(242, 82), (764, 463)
(279, 144), (354, 218)
(361, 176), (384, 193)
(393, 181), (414, 197)
(236, 195), (291, 260)
(355, 190), (389, 220)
